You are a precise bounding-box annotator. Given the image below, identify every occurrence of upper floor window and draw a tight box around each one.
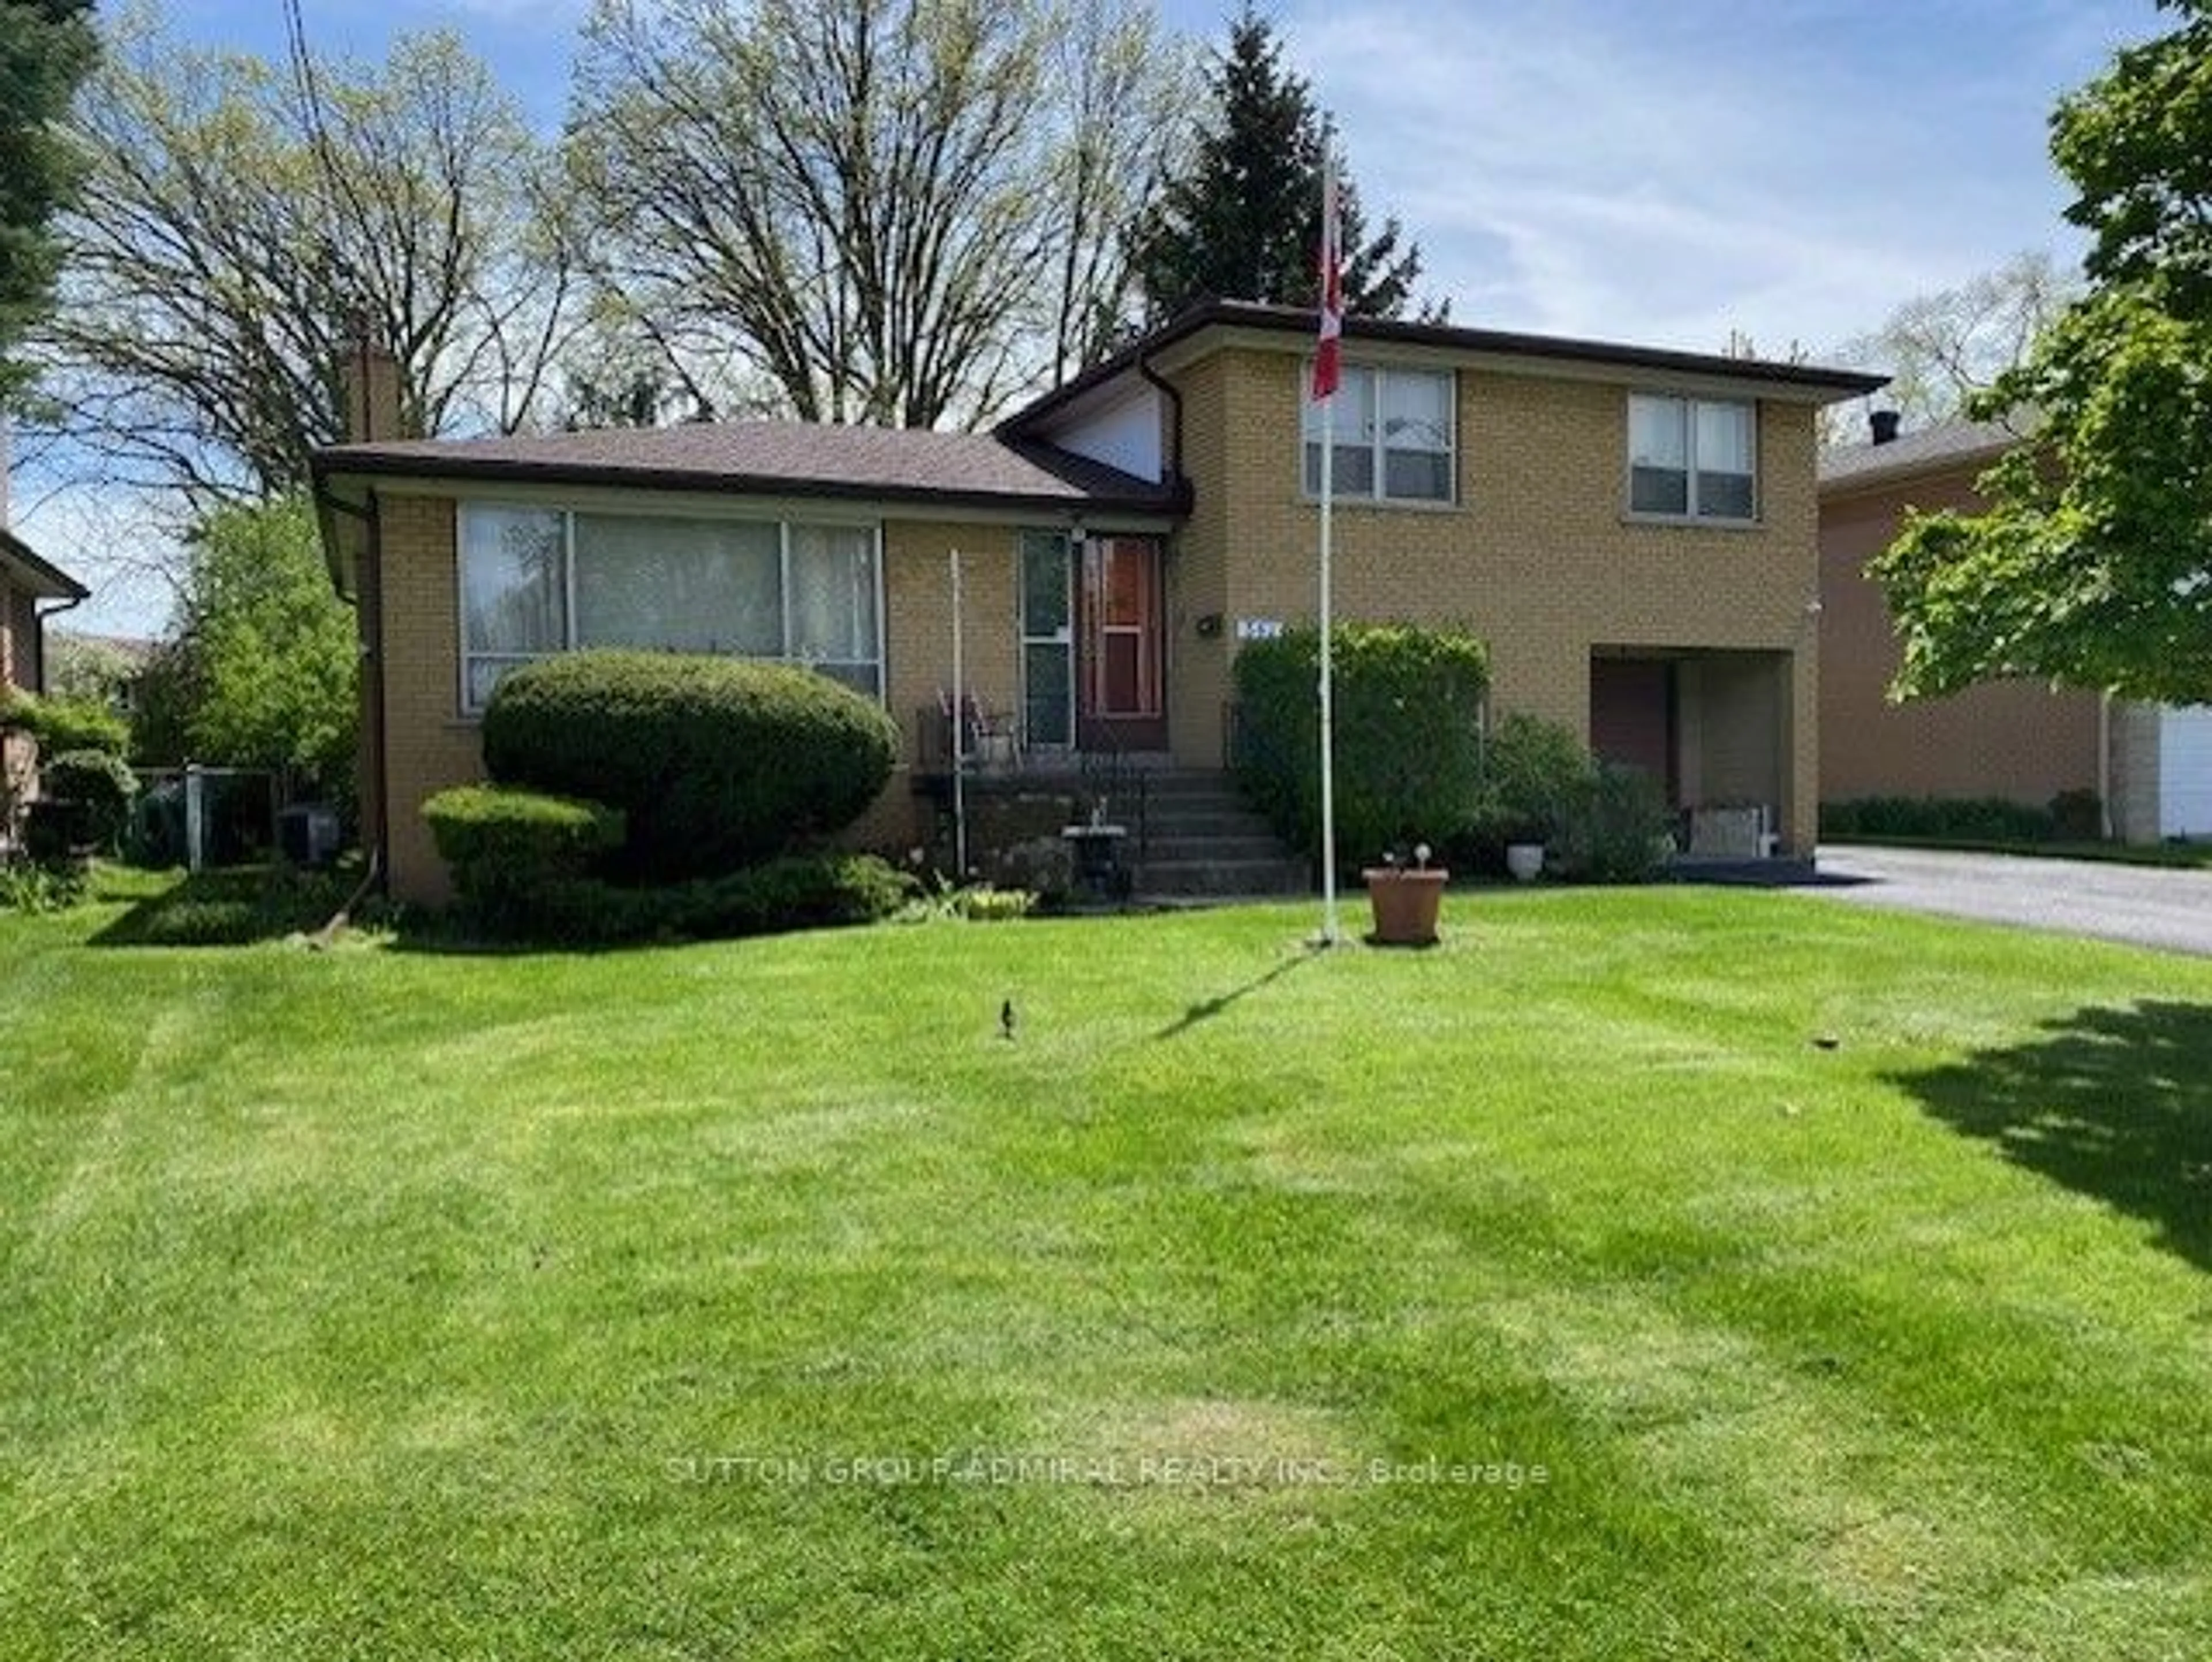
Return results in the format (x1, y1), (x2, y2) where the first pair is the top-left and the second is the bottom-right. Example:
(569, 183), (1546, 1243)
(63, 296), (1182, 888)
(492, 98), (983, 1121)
(1628, 393), (1756, 521)
(1302, 365), (1455, 503)
(458, 504), (881, 713)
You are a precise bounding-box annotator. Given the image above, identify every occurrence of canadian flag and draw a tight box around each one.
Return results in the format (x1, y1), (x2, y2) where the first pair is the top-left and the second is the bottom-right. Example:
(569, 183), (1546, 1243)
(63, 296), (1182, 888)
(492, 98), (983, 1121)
(1312, 150), (1343, 401)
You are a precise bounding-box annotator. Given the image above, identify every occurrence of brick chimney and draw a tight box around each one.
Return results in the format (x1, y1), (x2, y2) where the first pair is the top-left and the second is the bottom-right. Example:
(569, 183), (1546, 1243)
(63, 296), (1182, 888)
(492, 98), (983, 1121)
(341, 333), (406, 443)
(1869, 408), (1902, 446)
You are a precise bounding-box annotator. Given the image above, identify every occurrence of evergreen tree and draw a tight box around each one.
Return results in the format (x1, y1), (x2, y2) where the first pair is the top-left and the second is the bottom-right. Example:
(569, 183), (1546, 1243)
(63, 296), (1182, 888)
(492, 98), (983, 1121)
(0, 0), (99, 407)
(1128, 6), (1433, 325)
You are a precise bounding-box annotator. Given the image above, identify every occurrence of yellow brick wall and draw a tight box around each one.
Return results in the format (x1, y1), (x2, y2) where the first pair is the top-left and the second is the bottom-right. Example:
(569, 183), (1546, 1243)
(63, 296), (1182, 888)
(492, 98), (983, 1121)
(877, 518), (1030, 857)
(883, 519), (1020, 766)
(376, 494), (483, 906)
(1169, 354), (1233, 764)
(1171, 347), (1826, 852)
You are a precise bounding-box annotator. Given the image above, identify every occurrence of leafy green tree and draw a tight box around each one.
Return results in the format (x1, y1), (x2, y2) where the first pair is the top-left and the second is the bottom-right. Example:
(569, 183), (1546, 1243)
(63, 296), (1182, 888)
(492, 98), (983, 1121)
(0, 0), (97, 407)
(124, 638), (195, 768)
(157, 496), (358, 795)
(1875, 1), (2212, 704)
(1127, 6), (1432, 326)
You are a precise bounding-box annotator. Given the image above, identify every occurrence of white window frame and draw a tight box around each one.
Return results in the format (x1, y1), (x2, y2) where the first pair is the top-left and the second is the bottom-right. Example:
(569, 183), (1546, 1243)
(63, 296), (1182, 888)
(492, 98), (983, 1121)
(456, 502), (887, 715)
(1301, 363), (1457, 505)
(1625, 393), (1759, 525)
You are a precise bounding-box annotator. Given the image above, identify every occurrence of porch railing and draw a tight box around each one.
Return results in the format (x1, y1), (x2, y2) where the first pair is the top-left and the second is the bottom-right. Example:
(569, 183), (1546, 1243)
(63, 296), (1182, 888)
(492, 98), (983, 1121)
(911, 705), (1148, 863)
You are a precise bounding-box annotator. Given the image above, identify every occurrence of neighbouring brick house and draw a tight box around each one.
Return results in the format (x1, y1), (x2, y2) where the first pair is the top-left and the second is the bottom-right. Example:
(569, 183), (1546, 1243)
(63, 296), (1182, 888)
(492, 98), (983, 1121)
(1818, 418), (2212, 841)
(1, 525), (92, 835)
(312, 300), (1883, 904)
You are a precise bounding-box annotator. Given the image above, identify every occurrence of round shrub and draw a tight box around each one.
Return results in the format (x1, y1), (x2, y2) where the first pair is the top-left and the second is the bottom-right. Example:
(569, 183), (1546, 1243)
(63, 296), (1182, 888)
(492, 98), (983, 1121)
(1466, 712), (1595, 854)
(39, 747), (139, 849)
(482, 651), (899, 882)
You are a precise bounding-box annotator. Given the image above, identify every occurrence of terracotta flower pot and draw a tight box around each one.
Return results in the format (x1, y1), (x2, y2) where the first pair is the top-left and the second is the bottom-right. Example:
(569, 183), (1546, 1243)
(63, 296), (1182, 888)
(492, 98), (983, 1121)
(1362, 866), (1448, 946)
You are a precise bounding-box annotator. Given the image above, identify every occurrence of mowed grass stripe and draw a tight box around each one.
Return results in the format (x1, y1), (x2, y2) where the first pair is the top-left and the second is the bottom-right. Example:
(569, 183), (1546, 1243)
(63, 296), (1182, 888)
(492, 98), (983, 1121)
(1, 880), (2207, 1657)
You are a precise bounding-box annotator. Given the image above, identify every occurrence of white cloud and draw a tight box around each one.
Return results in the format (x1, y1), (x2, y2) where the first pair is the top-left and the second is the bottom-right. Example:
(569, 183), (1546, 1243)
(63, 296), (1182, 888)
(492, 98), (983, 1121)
(1274, 0), (2154, 357)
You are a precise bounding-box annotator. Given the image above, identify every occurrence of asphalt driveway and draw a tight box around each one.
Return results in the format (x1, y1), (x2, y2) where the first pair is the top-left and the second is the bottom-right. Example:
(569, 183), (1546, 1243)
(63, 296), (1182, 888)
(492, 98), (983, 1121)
(1811, 844), (2212, 958)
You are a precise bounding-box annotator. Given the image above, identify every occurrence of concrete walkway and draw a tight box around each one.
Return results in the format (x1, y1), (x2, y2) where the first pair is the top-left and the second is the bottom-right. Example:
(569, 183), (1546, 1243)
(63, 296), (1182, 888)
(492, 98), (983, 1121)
(1810, 844), (2212, 958)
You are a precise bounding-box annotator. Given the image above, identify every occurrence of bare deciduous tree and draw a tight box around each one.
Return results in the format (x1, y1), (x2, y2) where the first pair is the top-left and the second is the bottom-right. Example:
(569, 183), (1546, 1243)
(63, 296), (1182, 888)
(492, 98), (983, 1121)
(1823, 251), (2080, 446)
(35, 5), (578, 500)
(1037, 0), (1192, 385)
(569, 0), (1188, 431)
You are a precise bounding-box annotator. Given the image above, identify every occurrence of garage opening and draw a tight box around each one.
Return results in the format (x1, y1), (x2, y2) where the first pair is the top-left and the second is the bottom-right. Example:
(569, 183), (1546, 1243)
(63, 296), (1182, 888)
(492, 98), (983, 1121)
(1592, 647), (1793, 857)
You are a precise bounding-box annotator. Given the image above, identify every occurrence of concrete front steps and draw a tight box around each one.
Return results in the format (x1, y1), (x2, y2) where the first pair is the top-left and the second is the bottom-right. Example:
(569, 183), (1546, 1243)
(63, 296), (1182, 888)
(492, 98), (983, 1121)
(1128, 771), (1309, 898)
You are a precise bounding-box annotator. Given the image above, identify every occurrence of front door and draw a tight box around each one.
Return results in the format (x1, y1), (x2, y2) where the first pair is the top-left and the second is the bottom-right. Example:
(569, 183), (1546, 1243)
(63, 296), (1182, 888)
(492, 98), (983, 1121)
(1019, 530), (1075, 749)
(1077, 536), (1166, 750)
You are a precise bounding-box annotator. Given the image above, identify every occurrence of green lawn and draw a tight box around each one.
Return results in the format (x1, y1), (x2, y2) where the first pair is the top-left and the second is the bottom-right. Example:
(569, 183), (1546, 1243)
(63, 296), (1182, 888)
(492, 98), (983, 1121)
(4, 879), (2210, 1659)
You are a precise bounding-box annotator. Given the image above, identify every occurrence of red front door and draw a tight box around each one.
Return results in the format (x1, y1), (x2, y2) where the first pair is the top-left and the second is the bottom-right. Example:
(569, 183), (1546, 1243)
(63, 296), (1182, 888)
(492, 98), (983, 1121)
(1078, 537), (1166, 750)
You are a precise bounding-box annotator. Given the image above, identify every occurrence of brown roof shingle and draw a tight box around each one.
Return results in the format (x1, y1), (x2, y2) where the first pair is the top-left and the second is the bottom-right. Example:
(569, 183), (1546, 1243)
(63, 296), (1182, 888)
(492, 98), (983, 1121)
(1818, 418), (2029, 493)
(1006, 298), (1891, 434)
(314, 420), (1184, 515)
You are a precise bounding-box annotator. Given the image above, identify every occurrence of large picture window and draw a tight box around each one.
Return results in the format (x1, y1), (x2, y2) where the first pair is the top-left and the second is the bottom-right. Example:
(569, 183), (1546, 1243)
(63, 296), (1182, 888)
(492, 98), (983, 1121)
(1627, 393), (1757, 522)
(458, 504), (884, 711)
(459, 507), (565, 711)
(1301, 365), (1455, 503)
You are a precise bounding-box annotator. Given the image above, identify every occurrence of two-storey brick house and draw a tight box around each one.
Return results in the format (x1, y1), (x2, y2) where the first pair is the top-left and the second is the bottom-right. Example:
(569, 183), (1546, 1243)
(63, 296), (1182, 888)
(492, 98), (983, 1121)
(313, 301), (1882, 902)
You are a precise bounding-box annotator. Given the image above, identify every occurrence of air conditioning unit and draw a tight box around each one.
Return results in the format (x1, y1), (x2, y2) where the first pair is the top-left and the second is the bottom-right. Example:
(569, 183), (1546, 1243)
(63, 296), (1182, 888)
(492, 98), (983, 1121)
(277, 803), (342, 867)
(1688, 804), (1770, 859)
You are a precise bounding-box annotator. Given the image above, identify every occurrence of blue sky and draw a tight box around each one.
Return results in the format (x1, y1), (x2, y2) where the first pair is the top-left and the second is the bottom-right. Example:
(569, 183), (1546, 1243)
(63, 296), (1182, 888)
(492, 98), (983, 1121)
(28, 0), (2165, 634)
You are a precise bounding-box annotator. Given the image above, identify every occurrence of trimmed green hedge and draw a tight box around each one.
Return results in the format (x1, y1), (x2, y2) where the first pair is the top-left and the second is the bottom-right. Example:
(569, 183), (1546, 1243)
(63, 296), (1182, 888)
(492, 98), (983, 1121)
(1, 689), (130, 756)
(1233, 624), (1490, 871)
(482, 651), (899, 882)
(442, 850), (915, 946)
(1554, 762), (1675, 883)
(1820, 795), (2079, 844)
(423, 782), (912, 944)
(527, 853), (916, 944)
(423, 784), (627, 931)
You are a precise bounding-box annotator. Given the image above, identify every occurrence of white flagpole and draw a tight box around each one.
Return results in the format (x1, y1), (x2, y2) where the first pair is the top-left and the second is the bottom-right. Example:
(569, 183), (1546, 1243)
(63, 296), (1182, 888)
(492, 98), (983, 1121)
(1317, 136), (1342, 946)
(950, 549), (968, 879)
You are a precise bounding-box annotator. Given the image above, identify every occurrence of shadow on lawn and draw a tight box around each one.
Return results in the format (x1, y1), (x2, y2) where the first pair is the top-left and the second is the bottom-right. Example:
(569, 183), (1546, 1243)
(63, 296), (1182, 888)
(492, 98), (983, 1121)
(1891, 1000), (2212, 1273)
(1154, 947), (1318, 1039)
(89, 864), (368, 948)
